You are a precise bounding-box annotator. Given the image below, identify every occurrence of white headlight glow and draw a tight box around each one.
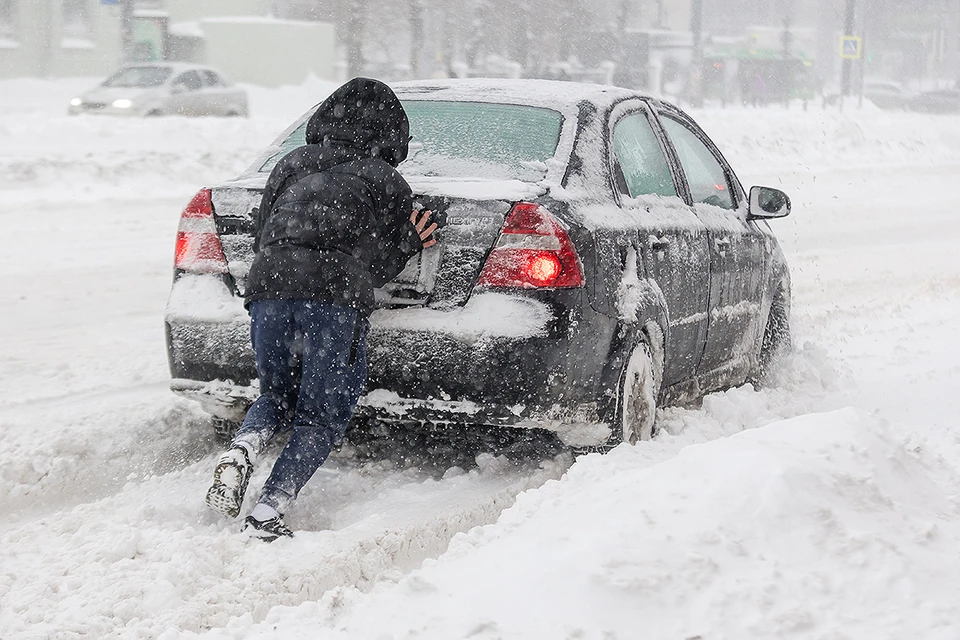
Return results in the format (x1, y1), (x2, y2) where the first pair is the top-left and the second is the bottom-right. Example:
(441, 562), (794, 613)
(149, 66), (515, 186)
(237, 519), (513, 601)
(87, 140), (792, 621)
(112, 99), (134, 109)
(70, 98), (82, 107)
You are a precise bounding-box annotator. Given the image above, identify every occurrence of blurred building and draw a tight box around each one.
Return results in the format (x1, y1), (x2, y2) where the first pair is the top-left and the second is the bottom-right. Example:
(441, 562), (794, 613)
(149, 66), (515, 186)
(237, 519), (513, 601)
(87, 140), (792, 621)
(0, 0), (336, 86)
(617, 0), (956, 101)
(865, 0), (960, 88)
(695, 0), (825, 104)
(0, 0), (122, 78)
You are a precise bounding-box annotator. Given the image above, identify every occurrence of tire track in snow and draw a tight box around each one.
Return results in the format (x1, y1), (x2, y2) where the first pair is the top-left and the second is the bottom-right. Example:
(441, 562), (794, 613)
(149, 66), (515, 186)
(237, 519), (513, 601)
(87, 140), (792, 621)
(0, 443), (570, 639)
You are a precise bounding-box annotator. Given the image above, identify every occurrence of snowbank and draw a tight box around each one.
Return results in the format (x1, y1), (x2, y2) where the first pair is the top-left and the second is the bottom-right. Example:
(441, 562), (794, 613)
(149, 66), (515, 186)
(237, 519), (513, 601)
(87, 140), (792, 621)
(205, 409), (960, 639)
(0, 445), (569, 639)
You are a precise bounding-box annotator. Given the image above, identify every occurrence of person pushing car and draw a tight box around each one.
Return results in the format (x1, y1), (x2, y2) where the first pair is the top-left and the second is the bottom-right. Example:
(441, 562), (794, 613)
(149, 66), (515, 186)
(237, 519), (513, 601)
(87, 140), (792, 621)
(204, 77), (436, 540)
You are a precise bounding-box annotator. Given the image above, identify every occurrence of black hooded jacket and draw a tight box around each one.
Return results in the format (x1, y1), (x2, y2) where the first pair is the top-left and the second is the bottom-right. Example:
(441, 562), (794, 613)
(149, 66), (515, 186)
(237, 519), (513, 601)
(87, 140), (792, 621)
(245, 78), (422, 315)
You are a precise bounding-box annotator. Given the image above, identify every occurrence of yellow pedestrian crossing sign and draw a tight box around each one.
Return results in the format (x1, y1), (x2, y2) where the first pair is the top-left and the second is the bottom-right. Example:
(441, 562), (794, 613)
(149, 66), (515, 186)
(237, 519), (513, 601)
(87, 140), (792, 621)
(840, 36), (862, 59)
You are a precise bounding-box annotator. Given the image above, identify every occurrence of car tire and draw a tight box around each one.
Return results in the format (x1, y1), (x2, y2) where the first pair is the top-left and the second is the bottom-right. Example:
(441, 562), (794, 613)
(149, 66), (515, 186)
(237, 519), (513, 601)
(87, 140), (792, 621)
(577, 326), (664, 456)
(211, 416), (241, 446)
(751, 288), (791, 387)
(617, 339), (662, 445)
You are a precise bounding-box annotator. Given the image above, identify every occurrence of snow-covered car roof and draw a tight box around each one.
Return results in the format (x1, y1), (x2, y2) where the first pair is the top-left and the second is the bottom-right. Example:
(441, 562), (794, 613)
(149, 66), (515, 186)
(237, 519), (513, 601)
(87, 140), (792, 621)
(392, 78), (648, 113)
(111, 62), (226, 76)
(234, 79), (655, 189)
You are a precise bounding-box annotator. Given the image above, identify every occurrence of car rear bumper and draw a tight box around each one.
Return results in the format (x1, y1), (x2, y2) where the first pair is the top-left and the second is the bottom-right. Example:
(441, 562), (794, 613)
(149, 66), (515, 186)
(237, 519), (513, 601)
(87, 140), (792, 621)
(166, 320), (256, 387)
(166, 289), (614, 446)
(170, 377), (611, 447)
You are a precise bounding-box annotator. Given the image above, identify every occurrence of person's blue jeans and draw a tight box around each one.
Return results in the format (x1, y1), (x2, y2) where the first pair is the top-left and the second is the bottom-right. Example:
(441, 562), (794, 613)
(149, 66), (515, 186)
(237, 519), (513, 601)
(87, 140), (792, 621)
(234, 299), (367, 514)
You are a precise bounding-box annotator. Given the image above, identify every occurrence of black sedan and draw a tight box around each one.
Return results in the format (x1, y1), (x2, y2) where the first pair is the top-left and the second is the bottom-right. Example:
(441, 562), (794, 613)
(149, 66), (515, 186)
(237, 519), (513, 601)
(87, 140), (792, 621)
(165, 79), (792, 450)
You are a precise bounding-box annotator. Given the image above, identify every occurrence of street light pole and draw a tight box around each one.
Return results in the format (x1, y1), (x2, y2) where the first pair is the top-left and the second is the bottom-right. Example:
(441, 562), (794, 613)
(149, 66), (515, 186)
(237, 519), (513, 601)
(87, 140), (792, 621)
(690, 0), (704, 107)
(840, 0), (856, 96)
(121, 0), (134, 63)
(782, 10), (793, 107)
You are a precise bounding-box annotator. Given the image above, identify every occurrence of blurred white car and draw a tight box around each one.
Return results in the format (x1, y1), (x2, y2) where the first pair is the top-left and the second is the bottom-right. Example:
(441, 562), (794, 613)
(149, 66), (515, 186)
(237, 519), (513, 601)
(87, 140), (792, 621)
(68, 63), (248, 117)
(823, 79), (915, 110)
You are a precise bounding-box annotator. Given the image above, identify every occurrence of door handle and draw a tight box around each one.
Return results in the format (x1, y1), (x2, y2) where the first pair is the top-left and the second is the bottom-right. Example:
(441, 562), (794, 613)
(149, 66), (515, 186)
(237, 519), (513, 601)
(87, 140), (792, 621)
(714, 237), (732, 253)
(648, 235), (671, 252)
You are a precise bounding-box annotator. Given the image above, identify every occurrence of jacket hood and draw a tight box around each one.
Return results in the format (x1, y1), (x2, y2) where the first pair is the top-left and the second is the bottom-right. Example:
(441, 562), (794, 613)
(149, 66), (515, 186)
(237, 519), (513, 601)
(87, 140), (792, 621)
(305, 78), (409, 167)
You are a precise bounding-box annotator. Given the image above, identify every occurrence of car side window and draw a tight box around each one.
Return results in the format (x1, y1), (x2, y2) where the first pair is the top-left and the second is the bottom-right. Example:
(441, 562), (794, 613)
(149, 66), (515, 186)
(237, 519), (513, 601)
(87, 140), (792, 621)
(174, 71), (203, 92)
(660, 116), (735, 210)
(201, 71), (223, 87)
(612, 113), (677, 199)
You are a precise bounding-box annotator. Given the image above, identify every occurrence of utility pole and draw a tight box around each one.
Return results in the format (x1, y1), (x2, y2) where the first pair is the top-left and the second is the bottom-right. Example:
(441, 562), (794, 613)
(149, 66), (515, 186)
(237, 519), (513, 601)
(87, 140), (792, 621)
(409, 0), (424, 79)
(689, 0), (704, 107)
(345, 0), (367, 78)
(39, 0), (54, 77)
(615, 0), (631, 85)
(952, 0), (960, 86)
(782, 9), (793, 106)
(121, 0), (134, 63)
(840, 0), (856, 96)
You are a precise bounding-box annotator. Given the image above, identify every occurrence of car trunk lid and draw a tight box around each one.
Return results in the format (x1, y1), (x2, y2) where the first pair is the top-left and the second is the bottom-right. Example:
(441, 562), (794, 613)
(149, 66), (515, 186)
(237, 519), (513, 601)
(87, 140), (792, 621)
(210, 180), (544, 309)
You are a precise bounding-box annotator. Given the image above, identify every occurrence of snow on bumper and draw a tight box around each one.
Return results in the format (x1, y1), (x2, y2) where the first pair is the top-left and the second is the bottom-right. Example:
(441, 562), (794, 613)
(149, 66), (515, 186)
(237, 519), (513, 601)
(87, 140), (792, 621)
(357, 388), (609, 446)
(170, 379), (610, 447)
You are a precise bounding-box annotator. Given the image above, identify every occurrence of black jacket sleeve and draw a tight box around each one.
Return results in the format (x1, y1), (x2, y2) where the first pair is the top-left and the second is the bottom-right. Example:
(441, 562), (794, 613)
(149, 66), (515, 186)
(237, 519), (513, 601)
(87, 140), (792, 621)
(253, 160), (290, 253)
(366, 173), (423, 288)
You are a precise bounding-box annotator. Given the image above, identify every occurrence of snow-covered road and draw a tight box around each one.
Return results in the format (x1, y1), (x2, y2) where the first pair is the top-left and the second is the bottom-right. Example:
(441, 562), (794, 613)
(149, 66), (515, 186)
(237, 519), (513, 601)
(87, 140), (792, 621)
(1, 79), (959, 639)
(0, 191), (571, 636)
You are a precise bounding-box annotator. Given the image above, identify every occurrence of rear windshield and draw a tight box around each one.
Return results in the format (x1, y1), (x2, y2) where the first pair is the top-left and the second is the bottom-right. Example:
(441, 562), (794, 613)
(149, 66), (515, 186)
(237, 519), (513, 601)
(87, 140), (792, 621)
(102, 67), (172, 88)
(259, 100), (563, 182)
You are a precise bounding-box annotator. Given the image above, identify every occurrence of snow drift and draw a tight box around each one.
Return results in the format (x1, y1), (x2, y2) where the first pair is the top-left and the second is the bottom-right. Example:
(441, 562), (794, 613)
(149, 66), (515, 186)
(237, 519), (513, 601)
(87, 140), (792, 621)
(212, 409), (960, 640)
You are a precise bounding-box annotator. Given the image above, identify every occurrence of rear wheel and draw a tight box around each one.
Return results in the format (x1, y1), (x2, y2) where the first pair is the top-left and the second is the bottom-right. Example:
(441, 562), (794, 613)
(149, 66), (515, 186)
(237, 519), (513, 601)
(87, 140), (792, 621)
(618, 340), (661, 444)
(577, 329), (664, 456)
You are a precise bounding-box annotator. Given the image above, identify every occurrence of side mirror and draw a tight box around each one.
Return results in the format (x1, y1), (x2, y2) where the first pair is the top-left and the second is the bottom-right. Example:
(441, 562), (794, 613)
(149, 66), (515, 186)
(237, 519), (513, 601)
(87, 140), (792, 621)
(748, 186), (791, 220)
(171, 84), (185, 95)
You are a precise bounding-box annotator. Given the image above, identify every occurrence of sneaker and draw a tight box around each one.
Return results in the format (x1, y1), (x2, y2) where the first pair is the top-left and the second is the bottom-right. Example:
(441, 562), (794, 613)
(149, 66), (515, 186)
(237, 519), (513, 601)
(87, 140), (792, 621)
(242, 515), (294, 542)
(205, 445), (253, 519)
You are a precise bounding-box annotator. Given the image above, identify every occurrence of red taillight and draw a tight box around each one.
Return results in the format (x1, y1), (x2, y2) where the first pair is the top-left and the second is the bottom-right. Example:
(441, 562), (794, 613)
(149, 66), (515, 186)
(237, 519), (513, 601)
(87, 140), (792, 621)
(174, 189), (228, 274)
(477, 203), (584, 289)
